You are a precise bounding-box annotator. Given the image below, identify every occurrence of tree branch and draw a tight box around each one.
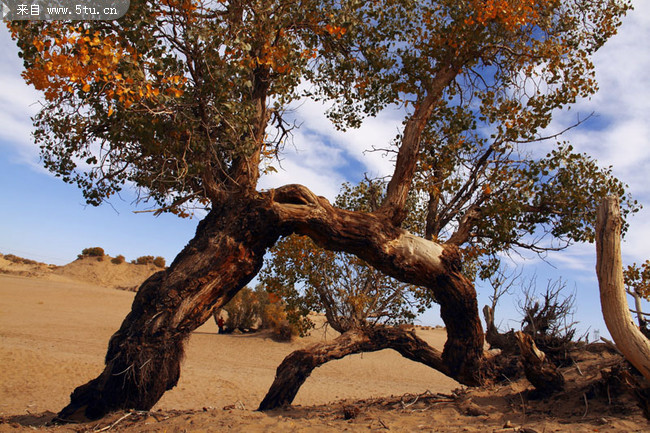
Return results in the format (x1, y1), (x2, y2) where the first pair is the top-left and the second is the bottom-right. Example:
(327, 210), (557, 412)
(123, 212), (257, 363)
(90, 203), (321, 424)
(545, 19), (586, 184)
(379, 66), (460, 226)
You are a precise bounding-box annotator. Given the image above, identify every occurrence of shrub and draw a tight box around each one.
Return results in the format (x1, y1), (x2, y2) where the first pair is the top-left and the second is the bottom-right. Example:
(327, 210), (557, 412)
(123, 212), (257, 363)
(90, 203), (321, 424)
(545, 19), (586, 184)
(223, 287), (261, 331)
(220, 285), (302, 339)
(134, 255), (154, 265)
(81, 247), (105, 257)
(111, 255), (125, 264)
(3, 254), (39, 265)
(153, 256), (166, 268)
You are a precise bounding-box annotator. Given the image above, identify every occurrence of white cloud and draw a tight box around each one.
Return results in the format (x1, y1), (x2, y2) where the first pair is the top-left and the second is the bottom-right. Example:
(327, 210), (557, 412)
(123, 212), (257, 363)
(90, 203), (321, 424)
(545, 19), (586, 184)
(548, 1), (650, 265)
(259, 95), (407, 199)
(258, 127), (348, 201)
(0, 28), (45, 170)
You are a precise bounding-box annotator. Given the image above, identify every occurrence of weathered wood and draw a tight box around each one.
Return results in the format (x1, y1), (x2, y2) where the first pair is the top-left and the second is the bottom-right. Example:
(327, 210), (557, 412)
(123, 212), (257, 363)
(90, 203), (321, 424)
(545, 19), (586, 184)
(258, 326), (447, 410)
(271, 184), (485, 385)
(514, 331), (564, 396)
(483, 305), (517, 353)
(595, 196), (650, 381)
(56, 197), (283, 422)
(58, 182), (486, 422)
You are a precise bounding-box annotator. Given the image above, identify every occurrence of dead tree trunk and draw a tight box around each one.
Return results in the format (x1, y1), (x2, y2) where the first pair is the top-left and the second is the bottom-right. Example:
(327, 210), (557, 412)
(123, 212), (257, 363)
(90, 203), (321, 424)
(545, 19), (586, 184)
(595, 196), (650, 381)
(514, 331), (564, 397)
(258, 326), (447, 410)
(56, 197), (283, 422)
(483, 305), (517, 353)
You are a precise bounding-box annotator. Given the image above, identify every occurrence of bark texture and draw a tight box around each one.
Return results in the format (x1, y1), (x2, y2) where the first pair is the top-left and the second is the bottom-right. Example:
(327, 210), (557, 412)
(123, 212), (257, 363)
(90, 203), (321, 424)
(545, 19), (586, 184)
(595, 196), (650, 381)
(271, 184), (485, 385)
(514, 331), (564, 397)
(58, 183), (486, 421)
(258, 326), (447, 410)
(57, 197), (283, 421)
(482, 305), (517, 353)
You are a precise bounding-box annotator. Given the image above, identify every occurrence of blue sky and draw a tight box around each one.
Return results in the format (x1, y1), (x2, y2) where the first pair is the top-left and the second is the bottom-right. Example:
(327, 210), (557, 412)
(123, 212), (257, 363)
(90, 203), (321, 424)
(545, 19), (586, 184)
(1, 3), (649, 337)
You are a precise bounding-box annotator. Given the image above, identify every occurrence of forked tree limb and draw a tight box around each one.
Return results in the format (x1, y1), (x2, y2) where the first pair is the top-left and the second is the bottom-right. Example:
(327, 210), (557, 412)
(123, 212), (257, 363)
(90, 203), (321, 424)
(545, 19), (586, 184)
(595, 196), (650, 381)
(379, 66), (460, 225)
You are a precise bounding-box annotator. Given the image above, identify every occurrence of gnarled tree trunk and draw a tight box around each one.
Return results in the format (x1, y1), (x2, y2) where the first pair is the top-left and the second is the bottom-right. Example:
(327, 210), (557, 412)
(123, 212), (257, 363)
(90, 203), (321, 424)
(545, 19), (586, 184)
(57, 184), (486, 421)
(258, 325), (447, 410)
(595, 196), (650, 381)
(57, 197), (283, 421)
(271, 184), (485, 386)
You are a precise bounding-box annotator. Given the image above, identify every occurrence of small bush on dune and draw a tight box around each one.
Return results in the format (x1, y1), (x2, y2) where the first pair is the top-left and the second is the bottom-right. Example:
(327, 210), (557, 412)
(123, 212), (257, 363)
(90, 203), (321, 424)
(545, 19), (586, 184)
(111, 255), (126, 264)
(3, 254), (39, 265)
(80, 247), (105, 257)
(153, 256), (166, 268)
(133, 255), (154, 265)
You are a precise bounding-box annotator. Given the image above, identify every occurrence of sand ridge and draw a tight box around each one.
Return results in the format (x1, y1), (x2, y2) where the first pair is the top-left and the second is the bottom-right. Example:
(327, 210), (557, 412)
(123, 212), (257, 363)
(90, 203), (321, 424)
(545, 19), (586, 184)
(0, 253), (161, 290)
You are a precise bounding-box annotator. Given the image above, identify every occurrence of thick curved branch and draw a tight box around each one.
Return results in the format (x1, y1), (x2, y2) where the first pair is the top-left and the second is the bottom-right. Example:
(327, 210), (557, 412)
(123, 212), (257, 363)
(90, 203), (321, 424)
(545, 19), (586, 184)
(258, 326), (446, 410)
(271, 184), (446, 287)
(270, 184), (484, 385)
(596, 196), (650, 381)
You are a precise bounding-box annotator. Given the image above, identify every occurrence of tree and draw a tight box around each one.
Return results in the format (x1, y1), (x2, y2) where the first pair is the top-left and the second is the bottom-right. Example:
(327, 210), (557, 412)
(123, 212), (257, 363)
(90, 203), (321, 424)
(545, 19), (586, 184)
(624, 260), (650, 336)
(10, 0), (634, 421)
(258, 181), (442, 409)
(260, 180), (431, 335)
(595, 197), (650, 382)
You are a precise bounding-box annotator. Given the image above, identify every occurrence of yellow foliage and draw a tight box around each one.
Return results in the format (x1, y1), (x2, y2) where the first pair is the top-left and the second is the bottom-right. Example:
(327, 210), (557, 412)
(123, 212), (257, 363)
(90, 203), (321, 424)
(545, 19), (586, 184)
(15, 23), (186, 108)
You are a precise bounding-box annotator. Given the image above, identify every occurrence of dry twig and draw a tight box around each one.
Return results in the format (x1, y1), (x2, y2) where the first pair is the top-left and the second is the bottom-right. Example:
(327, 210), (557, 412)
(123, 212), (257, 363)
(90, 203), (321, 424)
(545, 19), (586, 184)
(93, 412), (133, 432)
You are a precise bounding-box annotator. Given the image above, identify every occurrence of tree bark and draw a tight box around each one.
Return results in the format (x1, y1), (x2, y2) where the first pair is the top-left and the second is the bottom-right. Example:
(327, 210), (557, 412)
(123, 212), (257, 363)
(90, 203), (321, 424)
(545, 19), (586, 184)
(514, 331), (564, 397)
(56, 196), (283, 422)
(482, 305), (517, 353)
(57, 183), (486, 421)
(258, 326), (447, 410)
(595, 196), (650, 381)
(272, 184), (485, 386)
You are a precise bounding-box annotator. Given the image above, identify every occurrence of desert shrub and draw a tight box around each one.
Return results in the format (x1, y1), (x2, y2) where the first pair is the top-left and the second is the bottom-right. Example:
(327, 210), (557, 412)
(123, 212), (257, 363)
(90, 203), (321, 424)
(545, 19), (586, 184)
(220, 285), (302, 339)
(81, 247), (105, 257)
(518, 278), (579, 366)
(223, 287), (261, 331)
(262, 302), (299, 342)
(153, 256), (166, 268)
(134, 255), (154, 265)
(3, 254), (39, 265)
(111, 255), (125, 264)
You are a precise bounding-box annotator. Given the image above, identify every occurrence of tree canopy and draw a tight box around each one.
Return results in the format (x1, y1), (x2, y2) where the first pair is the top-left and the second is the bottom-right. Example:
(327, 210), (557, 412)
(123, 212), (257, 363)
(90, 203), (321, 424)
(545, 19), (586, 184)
(10, 0), (635, 227)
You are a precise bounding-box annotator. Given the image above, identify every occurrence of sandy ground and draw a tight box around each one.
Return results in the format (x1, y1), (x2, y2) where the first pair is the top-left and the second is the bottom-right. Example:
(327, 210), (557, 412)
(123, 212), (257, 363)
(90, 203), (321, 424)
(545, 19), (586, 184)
(0, 275), (456, 419)
(1, 269), (647, 432)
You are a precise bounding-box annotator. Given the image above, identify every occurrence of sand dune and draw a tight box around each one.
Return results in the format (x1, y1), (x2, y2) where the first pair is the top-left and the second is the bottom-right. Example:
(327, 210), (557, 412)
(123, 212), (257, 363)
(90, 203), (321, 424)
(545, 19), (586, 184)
(0, 274), (457, 417)
(0, 258), (647, 432)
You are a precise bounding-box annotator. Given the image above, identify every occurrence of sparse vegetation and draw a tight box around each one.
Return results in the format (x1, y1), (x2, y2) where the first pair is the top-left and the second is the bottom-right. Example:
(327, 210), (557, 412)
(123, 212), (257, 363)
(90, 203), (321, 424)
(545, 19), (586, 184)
(2, 254), (40, 265)
(153, 256), (166, 268)
(133, 255), (154, 265)
(219, 285), (300, 340)
(518, 278), (580, 366)
(111, 255), (126, 265)
(78, 247), (105, 259)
